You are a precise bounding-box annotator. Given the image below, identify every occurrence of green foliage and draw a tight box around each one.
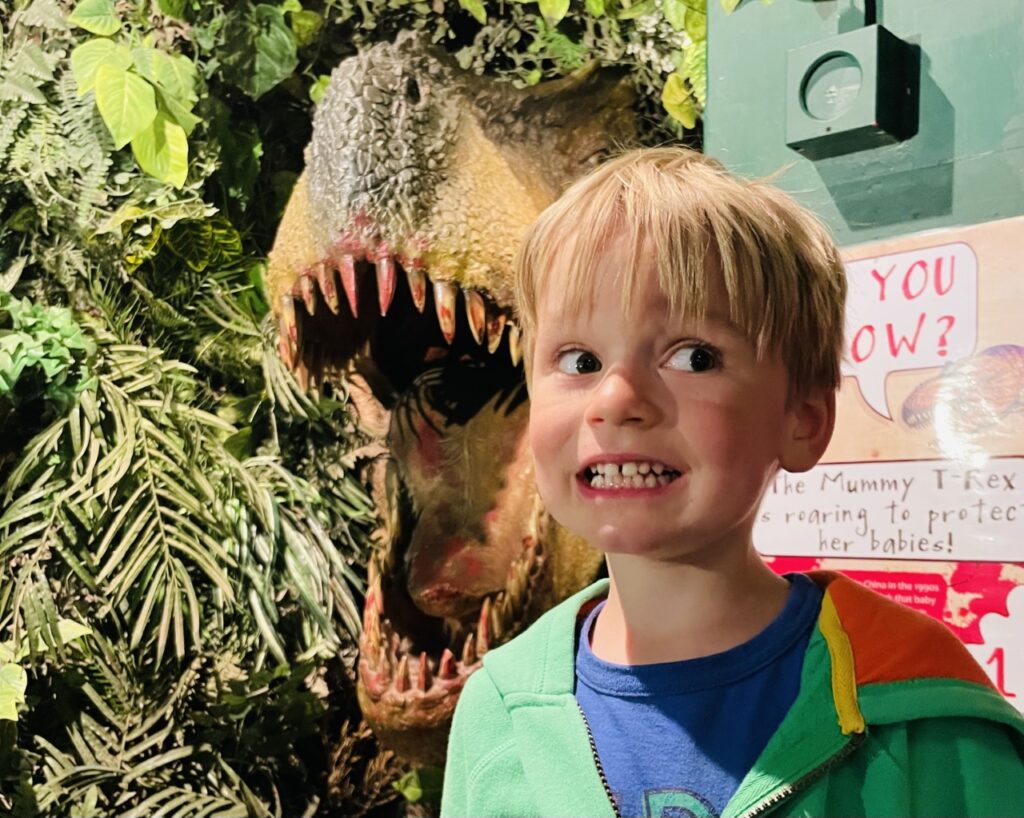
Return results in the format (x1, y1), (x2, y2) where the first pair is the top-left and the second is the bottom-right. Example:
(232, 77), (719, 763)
(219, 4), (299, 100)
(0, 0), (714, 812)
(0, 294), (96, 421)
(69, 17), (200, 188)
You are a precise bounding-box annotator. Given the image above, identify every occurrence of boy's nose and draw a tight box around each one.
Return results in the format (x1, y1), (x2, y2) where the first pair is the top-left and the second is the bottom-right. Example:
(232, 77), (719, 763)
(584, 368), (663, 428)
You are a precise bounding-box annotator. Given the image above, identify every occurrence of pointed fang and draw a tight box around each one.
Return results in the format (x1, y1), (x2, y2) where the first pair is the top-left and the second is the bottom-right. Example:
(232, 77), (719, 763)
(439, 648), (456, 679)
(464, 289), (486, 345)
(434, 280), (457, 344)
(461, 632), (476, 665)
(280, 294), (298, 345)
(508, 323), (521, 366)
(315, 262), (340, 315)
(406, 265), (427, 312)
(294, 361), (311, 393)
(371, 576), (383, 615)
(395, 654), (410, 693)
(335, 252), (358, 317)
(486, 311), (506, 354)
(477, 598), (491, 655)
(363, 595), (380, 640)
(418, 651), (431, 691)
(277, 333), (294, 369)
(376, 252), (397, 316)
(300, 273), (317, 315)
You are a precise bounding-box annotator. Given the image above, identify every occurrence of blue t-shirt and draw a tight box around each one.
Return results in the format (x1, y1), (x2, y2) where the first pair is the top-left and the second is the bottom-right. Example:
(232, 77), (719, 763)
(574, 574), (823, 818)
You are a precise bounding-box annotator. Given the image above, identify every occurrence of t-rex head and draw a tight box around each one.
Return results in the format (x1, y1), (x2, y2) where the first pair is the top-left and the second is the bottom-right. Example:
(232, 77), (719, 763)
(267, 32), (636, 766)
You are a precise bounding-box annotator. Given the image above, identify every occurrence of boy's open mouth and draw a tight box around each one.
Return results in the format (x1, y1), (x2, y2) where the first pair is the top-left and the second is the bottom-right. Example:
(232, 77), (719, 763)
(579, 460), (683, 490)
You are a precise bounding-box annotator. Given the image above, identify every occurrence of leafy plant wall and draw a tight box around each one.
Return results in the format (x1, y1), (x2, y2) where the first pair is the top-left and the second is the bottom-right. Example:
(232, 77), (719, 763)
(0, 0), (711, 814)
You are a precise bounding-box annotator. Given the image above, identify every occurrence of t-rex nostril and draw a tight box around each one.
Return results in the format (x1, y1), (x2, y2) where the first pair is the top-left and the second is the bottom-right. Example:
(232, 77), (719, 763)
(405, 77), (421, 104)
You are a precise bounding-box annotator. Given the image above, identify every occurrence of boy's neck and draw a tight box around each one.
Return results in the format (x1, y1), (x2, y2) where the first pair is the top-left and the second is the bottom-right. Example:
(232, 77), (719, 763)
(590, 546), (791, 666)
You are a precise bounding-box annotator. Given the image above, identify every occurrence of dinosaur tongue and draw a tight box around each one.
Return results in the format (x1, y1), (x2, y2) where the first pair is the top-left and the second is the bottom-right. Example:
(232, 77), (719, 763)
(404, 429), (538, 619)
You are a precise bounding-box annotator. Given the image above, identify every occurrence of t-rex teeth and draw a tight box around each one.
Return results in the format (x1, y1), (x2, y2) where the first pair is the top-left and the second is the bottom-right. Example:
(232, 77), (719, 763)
(405, 265), (427, 313)
(461, 632), (476, 665)
(314, 262), (340, 315)
(417, 651), (431, 691)
(439, 648), (456, 680)
(294, 360), (311, 392)
(277, 334), (294, 369)
(299, 272), (317, 315)
(433, 280), (457, 344)
(376, 250), (397, 316)
(280, 294), (298, 347)
(363, 595), (380, 641)
(464, 289), (486, 345)
(333, 251), (359, 317)
(370, 576), (384, 615)
(490, 596), (505, 640)
(395, 654), (410, 693)
(486, 310), (506, 355)
(508, 323), (521, 366)
(476, 597), (491, 655)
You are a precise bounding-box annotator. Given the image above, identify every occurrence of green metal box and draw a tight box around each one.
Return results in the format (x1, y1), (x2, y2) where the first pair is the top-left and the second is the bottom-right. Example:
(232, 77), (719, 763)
(786, 24), (918, 160)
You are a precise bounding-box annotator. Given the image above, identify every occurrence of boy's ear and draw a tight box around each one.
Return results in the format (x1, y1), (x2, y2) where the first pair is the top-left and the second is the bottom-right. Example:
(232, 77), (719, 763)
(781, 388), (836, 473)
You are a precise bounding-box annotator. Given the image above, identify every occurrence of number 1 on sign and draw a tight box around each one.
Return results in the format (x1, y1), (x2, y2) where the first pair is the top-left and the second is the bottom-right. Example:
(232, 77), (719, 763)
(986, 648), (1017, 698)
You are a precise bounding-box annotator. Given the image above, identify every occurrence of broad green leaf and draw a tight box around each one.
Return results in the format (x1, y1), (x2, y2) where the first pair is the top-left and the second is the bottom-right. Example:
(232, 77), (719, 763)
(538, 0), (570, 24)
(156, 87), (200, 136)
(458, 0), (486, 24)
(289, 9), (323, 47)
(685, 7), (707, 42)
(131, 47), (197, 103)
(280, 0), (302, 11)
(71, 38), (132, 95)
(131, 112), (188, 187)
(56, 618), (92, 645)
(585, 0), (605, 15)
(617, 0), (655, 19)
(394, 770), (423, 803)
(12, 43), (55, 81)
(308, 74), (330, 104)
(220, 4), (298, 99)
(67, 0), (121, 36)
(94, 65), (156, 149)
(662, 71), (697, 128)
(165, 220), (212, 272)
(21, 0), (68, 30)
(721, 0), (741, 11)
(155, 0), (187, 18)
(662, 0), (688, 30)
(0, 75), (46, 104)
(682, 41), (706, 106)
(0, 663), (27, 721)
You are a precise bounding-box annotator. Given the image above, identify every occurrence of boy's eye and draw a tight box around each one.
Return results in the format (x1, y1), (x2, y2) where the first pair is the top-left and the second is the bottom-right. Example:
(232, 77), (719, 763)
(556, 349), (601, 375)
(667, 345), (718, 372)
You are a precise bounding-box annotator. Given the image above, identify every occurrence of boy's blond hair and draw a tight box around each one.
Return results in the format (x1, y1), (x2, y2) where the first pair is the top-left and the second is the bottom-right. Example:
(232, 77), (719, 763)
(513, 147), (847, 399)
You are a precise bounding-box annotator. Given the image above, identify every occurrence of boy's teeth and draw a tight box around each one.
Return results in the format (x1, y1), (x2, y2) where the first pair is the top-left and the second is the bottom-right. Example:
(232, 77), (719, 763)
(588, 471), (676, 489)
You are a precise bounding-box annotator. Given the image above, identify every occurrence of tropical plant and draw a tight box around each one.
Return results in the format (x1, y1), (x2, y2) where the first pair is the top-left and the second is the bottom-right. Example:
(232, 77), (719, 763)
(0, 0), (711, 814)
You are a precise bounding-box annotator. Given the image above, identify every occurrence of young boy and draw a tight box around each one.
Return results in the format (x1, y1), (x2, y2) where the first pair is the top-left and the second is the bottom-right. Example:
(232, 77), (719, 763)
(440, 147), (1024, 818)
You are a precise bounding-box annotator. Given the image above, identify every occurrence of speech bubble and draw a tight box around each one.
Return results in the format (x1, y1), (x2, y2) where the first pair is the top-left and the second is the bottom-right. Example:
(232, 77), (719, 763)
(842, 242), (978, 418)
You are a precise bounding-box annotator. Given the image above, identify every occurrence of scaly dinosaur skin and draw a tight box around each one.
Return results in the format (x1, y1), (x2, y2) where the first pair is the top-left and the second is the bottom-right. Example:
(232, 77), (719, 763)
(267, 32), (637, 766)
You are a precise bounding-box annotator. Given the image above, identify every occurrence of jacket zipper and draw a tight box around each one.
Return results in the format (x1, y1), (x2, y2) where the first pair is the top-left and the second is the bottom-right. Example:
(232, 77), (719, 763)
(577, 702), (623, 818)
(736, 730), (867, 818)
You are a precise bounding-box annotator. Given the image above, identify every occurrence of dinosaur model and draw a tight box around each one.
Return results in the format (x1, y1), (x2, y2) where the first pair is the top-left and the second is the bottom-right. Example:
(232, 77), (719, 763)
(267, 32), (638, 766)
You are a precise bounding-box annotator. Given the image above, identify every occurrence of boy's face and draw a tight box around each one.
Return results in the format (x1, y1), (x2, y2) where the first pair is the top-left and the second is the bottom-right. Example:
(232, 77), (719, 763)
(527, 231), (831, 563)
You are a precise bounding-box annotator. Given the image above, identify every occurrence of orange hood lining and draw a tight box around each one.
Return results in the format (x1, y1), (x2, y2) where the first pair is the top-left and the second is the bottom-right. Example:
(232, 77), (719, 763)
(809, 570), (994, 690)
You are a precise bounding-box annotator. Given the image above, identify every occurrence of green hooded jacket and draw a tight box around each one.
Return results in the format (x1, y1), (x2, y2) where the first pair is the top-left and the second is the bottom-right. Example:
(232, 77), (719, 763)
(441, 572), (1024, 817)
